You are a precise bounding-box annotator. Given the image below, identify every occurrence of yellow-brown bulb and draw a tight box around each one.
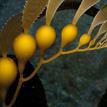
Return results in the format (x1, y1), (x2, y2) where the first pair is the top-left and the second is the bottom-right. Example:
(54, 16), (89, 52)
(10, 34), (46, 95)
(13, 33), (36, 61)
(0, 57), (17, 88)
(79, 33), (91, 47)
(35, 25), (56, 52)
(61, 24), (78, 48)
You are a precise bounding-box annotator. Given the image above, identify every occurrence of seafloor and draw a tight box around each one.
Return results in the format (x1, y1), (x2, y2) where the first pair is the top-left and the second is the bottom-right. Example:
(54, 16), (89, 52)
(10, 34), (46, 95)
(0, 0), (107, 107)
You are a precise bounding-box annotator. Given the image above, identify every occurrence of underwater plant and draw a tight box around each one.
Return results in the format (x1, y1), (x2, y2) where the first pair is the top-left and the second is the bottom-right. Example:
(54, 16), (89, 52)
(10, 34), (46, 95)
(0, 0), (107, 107)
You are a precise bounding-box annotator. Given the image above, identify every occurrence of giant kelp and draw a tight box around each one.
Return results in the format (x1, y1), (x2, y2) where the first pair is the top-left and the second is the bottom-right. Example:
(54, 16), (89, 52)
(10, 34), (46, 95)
(0, 0), (107, 107)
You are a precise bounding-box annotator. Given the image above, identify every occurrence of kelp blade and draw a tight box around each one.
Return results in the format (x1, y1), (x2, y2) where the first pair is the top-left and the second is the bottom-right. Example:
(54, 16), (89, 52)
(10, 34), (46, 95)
(96, 33), (107, 47)
(46, 0), (64, 25)
(88, 6), (107, 35)
(94, 21), (107, 40)
(72, 0), (100, 25)
(98, 33), (107, 47)
(0, 13), (23, 57)
(22, 0), (48, 33)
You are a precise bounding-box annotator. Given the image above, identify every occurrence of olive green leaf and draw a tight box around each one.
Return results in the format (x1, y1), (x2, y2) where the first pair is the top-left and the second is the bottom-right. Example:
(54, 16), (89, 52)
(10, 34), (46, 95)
(0, 13), (23, 57)
(88, 5), (107, 35)
(72, 0), (100, 25)
(46, 0), (64, 25)
(22, 0), (48, 33)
